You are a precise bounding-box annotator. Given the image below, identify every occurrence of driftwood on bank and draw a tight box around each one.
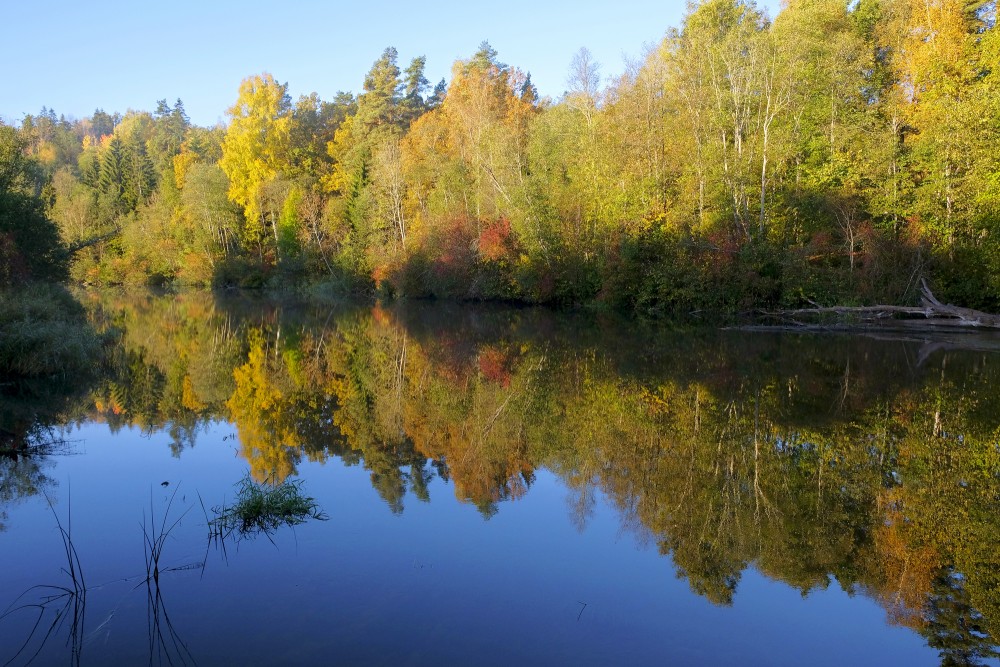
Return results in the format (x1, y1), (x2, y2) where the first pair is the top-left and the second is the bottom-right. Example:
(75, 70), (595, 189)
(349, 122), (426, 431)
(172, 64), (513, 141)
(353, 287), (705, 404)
(754, 280), (1000, 331)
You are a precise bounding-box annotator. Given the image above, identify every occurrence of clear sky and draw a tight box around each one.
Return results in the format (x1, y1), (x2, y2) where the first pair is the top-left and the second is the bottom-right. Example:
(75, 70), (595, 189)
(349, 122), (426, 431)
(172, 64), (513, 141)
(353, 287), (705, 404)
(3, 0), (782, 128)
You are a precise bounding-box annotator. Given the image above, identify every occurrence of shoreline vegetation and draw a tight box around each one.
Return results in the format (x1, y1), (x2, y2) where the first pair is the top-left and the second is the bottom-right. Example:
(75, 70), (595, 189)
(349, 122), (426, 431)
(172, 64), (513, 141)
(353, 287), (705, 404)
(3, 0), (1000, 323)
(0, 285), (100, 378)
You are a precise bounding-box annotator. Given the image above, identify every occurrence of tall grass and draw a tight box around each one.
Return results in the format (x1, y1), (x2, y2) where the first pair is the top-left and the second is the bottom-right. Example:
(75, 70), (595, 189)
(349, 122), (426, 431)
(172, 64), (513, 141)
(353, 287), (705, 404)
(141, 486), (198, 666)
(142, 486), (193, 583)
(0, 284), (100, 378)
(0, 493), (86, 666)
(1, 487), (204, 666)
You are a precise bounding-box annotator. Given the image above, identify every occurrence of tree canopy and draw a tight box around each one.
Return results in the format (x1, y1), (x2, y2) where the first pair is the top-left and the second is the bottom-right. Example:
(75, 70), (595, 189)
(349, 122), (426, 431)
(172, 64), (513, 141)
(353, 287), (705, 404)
(0, 125), (66, 285)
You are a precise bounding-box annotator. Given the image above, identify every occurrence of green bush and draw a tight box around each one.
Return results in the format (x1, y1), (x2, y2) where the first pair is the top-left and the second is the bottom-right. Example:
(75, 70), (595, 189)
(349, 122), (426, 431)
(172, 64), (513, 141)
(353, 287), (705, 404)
(0, 284), (101, 377)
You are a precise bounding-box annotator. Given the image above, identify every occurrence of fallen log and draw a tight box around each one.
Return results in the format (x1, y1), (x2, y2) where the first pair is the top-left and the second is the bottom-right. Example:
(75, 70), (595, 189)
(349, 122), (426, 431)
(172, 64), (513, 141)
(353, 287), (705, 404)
(760, 280), (1000, 330)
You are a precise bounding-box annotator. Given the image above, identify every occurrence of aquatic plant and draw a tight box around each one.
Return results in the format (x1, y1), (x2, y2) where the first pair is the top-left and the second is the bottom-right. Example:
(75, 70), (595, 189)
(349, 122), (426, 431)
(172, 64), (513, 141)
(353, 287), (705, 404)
(94, 489), (200, 665)
(208, 473), (327, 542)
(142, 487), (199, 666)
(142, 486), (195, 583)
(0, 487), (203, 666)
(0, 494), (86, 666)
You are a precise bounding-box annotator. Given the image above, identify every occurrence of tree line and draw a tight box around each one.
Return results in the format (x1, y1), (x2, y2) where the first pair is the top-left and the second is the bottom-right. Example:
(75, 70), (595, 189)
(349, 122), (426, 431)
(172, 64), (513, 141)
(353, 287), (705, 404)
(5, 0), (1000, 312)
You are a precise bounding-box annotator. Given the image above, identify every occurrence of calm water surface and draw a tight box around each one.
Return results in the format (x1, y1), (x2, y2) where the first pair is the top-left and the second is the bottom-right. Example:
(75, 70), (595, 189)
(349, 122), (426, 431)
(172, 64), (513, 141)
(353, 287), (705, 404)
(2, 290), (999, 666)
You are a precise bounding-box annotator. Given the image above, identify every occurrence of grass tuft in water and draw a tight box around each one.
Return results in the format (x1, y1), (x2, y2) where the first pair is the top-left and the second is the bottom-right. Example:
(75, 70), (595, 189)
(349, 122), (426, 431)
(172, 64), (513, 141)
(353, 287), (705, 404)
(209, 473), (327, 542)
(140, 486), (199, 667)
(142, 485), (194, 584)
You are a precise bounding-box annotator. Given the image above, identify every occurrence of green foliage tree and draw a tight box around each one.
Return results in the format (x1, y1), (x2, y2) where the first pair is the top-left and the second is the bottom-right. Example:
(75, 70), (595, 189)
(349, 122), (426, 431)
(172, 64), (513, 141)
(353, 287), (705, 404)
(149, 98), (190, 176)
(0, 124), (67, 285)
(324, 47), (429, 280)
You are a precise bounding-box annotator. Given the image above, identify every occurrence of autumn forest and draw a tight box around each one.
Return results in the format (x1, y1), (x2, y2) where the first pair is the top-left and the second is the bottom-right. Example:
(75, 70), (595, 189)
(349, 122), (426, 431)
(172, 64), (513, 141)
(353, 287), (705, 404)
(3, 0), (1000, 312)
(5, 1), (1000, 663)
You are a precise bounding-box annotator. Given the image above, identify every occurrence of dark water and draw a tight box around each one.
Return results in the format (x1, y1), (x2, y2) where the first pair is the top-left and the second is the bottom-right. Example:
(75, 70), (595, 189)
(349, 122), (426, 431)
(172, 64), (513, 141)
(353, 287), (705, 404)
(2, 290), (1000, 666)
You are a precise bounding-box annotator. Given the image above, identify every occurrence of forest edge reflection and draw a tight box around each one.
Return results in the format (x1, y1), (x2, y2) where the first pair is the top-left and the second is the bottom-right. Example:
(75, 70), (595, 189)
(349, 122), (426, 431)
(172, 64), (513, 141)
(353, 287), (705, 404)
(2, 288), (1000, 666)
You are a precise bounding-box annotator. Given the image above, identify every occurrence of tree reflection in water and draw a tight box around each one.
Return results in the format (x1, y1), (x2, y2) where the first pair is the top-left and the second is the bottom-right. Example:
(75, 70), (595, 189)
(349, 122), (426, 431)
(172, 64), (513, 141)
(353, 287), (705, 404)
(11, 289), (1000, 665)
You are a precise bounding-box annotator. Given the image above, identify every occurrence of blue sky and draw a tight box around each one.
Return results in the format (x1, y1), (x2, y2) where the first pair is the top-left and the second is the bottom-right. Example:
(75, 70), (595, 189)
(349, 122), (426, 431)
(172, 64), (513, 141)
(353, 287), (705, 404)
(4, 0), (781, 128)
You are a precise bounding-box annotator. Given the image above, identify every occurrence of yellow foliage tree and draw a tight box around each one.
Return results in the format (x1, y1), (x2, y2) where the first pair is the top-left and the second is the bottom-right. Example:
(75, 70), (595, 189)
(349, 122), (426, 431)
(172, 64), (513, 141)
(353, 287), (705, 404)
(219, 73), (293, 252)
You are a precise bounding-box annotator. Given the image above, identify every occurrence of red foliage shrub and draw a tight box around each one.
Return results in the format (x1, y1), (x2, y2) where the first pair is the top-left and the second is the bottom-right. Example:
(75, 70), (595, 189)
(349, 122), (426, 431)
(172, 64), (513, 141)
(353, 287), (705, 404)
(478, 217), (516, 262)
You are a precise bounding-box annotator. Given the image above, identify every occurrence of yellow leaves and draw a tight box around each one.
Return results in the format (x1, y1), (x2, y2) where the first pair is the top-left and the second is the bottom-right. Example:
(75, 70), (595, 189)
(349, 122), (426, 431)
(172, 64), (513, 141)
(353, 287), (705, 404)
(282, 347), (304, 387)
(219, 73), (293, 225)
(181, 375), (206, 412)
(883, 0), (979, 106)
(402, 108), (454, 161)
(400, 107), (457, 224)
(639, 384), (674, 416)
(320, 116), (359, 196)
(229, 329), (281, 413)
(326, 114), (357, 161)
(173, 148), (198, 190)
(34, 142), (57, 167)
(908, 0), (972, 63)
(226, 328), (301, 482)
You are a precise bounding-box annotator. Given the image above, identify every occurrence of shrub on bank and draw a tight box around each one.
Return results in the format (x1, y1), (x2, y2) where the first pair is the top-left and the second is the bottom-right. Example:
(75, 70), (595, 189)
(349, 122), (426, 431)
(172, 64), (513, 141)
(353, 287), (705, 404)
(0, 284), (101, 378)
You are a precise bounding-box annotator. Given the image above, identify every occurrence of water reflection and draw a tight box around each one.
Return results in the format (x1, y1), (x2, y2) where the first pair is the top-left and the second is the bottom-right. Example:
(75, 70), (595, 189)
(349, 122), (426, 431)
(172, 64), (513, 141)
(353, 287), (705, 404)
(9, 289), (1000, 664)
(0, 369), (93, 532)
(1, 498), (87, 666)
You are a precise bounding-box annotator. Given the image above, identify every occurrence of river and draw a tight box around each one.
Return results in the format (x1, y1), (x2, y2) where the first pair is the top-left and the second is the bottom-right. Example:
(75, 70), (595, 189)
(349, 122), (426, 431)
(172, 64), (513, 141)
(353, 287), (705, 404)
(2, 289), (999, 666)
